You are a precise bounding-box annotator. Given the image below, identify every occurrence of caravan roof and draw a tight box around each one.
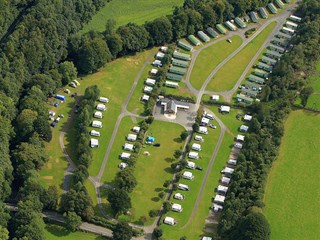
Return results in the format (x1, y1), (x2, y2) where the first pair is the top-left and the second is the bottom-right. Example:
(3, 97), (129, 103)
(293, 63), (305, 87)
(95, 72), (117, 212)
(183, 171), (194, 180)
(191, 143), (201, 151)
(94, 111), (103, 118)
(221, 177), (231, 185)
(96, 104), (106, 111)
(244, 114), (252, 121)
(217, 185), (228, 194)
(188, 151), (199, 159)
(220, 105), (230, 113)
(172, 203), (183, 212)
(194, 135), (204, 142)
(145, 78), (156, 86)
(228, 159), (237, 166)
(120, 152), (131, 159)
(236, 134), (245, 142)
(99, 97), (109, 103)
(92, 120), (102, 128)
(186, 161), (196, 169)
(164, 216), (175, 225)
(198, 126), (208, 134)
(144, 86), (153, 93)
(239, 125), (249, 132)
(132, 126), (141, 133)
(178, 183), (189, 191)
(201, 117), (210, 125)
(214, 195), (225, 204)
(90, 138), (99, 148)
(174, 193), (184, 200)
(90, 130), (101, 137)
(127, 134), (137, 141)
(222, 167), (234, 175)
(124, 143), (134, 151)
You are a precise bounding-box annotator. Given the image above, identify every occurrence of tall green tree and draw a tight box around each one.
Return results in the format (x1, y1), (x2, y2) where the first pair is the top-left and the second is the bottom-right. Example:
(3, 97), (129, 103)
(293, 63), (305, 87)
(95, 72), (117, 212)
(112, 222), (133, 240)
(58, 61), (78, 85)
(107, 189), (131, 217)
(64, 212), (82, 232)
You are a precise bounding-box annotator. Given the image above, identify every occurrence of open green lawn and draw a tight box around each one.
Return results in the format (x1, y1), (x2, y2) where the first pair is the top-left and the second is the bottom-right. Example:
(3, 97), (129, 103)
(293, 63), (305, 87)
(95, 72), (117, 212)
(305, 61), (320, 110)
(163, 82), (195, 100)
(206, 22), (277, 92)
(306, 94), (320, 110)
(81, 0), (184, 33)
(45, 224), (108, 240)
(190, 36), (243, 90)
(264, 110), (320, 240)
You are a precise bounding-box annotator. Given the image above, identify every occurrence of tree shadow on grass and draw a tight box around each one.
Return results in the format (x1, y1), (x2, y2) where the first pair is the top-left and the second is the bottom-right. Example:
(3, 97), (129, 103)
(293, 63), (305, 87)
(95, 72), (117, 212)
(164, 167), (174, 174)
(154, 187), (163, 192)
(151, 197), (160, 202)
(165, 157), (175, 163)
(174, 137), (182, 143)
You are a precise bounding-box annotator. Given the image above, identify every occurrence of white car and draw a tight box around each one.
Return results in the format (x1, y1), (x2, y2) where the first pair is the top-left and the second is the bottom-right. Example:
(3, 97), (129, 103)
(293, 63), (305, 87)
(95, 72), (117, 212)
(206, 113), (214, 120)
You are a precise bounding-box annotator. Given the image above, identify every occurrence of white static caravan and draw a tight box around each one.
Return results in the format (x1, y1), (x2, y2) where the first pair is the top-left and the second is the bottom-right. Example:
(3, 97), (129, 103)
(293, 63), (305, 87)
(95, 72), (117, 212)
(127, 134), (137, 142)
(239, 125), (249, 133)
(144, 86), (153, 94)
(132, 126), (141, 133)
(165, 81), (179, 89)
(183, 171), (194, 180)
(150, 68), (158, 75)
(228, 159), (237, 166)
(163, 216), (176, 226)
(186, 161), (196, 169)
(243, 114), (253, 121)
(234, 142), (243, 149)
(152, 60), (162, 67)
(174, 193), (184, 200)
(220, 105), (230, 113)
(141, 95), (150, 102)
(160, 46), (168, 53)
(282, 26), (295, 35)
(221, 176), (231, 185)
(213, 204), (223, 213)
(202, 236), (213, 240)
(96, 104), (106, 111)
(289, 15), (302, 23)
(90, 138), (99, 148)
(92, 120), (102, 128)
(188, 151), (199, 160)
(118, 162), (128, 170)
(194, 135), (204, 142)
(123, 143), (134, 151)
(217, 185), (229, 195)
(201, 117), (210, 126)
(214, 195), (226, 204)
(172, 203), (183, 212)
(156, 52), (165, 59)
(178, 183), (190, 191)
(90, 130), (101, 137)
(145, 78), (156, 86)
(120, 152), (131, 160)
(94, 111), (103, 119)
(221, 167), (234, 176)
(286, 21), (298, 29)
(99, 97), (109, 103)
(191, 143), (202, 151)
(236, 134), (245, 142)
(198, 126), (208, 135)
(211, 95), (220, 101)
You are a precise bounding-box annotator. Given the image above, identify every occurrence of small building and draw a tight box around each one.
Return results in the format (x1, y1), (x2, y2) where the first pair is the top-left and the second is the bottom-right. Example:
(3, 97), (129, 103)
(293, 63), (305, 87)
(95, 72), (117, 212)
(214, 195), (225, 204)
(164, 216), (176, 226)
(174, 193), (184, 200)
(289, 15), (302, 23)
(269, 44), (285, 54)
(197, 31), (210, 42)
(220, 105), (230, 113)
(224, 21), (237, 31)
(145, 78), (156, 86)
(192, 143), (202, 151)
(243, 114), (252, 122)
(165, 81), (179, 88)
(90, 138), (99, 148)
(160, 46), (168, 53)
(282, 26), (295, 35)
(94, 111), (103, 119)
(188, 35), (201, 46)
(217, 185), (228, 195)
(261, 56), (277, 65)
(236, 134), (245, 142)
(271, 38), (289, 47)
(210, 95), (220, 101)
(213, 204), (223, 213)
(172, 58), (189, 68)
(167, 73), (183, 82)
(120, 152), (131, 160)
(275, 0), (284, 9)
(198, 126), (208, 135)
(178, 183), (190, 191)
(194, 135), (204, 142)
(239, 125), (249, 132)
(55, 94), (66, 101)
(216, 24), (227, 34)
(221, 167), (234, 176)
(206, 27), (219, 38)
(123, 143), (134, 151)
(90, 130), (101, 137)
(156, 52), (165, 59)
(183, 171), (194, 180)
(202, 236), (213, 240)
(235, 17), (246, 28)
(173, 51), (191, 61)
(169, 66), (187, 75)
(177, 40), (193, 51)
(127, 134), (137, 142)
(242, 88), (258, 98)
(252, 70), (268, 80)
(144, 86), (153, 94)
(141, 95), (150, 102)
(234, 142), (243, 149)
(99, 97), (109, 103)
(161, 98), (189, 114)
(267, 3), (278, 14)
(118, 162), (127, 170)
(96, 104), (106, 111)
(250, 11), (259, 23)
(201, 117), (210, 126)
(228, 159), (237, 166)
(172, 203), (183, 212)
(152, 60), (162, 67)
(245, 81), (262, 91)
(257, 62), (273, 72)
(132, 126), (141, 133)
(188, 151), (199, 160)
(236, 94), (254, 104)
(259, 7), (268, 19)
(221, 177), (231, 185)
(150, 68), (158, 75)
(186, 161), (196, 169)
(92, 120), (102, 128)
(286, 21), (298, 29)
(266, 50), (282, 59)
(276, 32), (292, 39)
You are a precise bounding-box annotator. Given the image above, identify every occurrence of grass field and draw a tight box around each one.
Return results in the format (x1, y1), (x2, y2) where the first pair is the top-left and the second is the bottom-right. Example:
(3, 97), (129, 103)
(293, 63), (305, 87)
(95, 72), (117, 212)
(190, 36), (243, 90)
(45, 224), (108, 240)
(164, 82), (195, 100)
(81, 0), (184, 33)
(264, 110), (320, 240)
(206, 22), (277, 92)
(306, 61), (320, 110)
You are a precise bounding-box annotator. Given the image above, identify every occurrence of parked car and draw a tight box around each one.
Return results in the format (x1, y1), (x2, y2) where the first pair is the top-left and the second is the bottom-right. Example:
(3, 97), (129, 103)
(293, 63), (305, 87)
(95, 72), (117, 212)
(153, 143), (161, 147)
(209, 123), (217, 129)
(196, 166), (203, 171)
(227, 38), (232, 43)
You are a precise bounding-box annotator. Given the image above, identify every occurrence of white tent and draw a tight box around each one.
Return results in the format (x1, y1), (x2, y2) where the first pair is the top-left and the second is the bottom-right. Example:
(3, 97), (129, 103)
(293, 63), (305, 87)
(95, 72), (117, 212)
(127, 134), (137, 142)
(186, 161), (196, 169)
(141, 95), (150, 102)
(217, 185), (228, 194)
(172, 203), (183, 212)
(220, 105), (230, 113)
(198, 126), (208, 134)
(120, 152), (131, 160)
(214, 195), (225, 204)
(92, 120), (102, 128)
(132, 126), (141, 133)
(201, 117), (210, 126)
(192, 143), (201, 151)
(236, 134), (245, 142)
(174, 193), (184, 200)
(96, 104), (106, 111)
(150, 68), (158, 75)
(228, 159), (237, 166)
(183, 171), (194, 180)
(163, 216), (175, 225)
(90, 130), (100, 137)
(144, 86), (153, 94)
(234, 142), (243, 149)
(118, 162), (127, 169)
(221, 177), (231, 185)
(211, 95), (220, 101)
(90, 138), (99, 148)
(239, 125), (249, 132)
(243, 114), (252, 121)
(194, 135), (204, 142)
(145, 78), (156, 86)
(188, 151), (199, 159)
(99, 97), (109, 103)
(94, 111), (103, 119)
(124, 143), (134, 151)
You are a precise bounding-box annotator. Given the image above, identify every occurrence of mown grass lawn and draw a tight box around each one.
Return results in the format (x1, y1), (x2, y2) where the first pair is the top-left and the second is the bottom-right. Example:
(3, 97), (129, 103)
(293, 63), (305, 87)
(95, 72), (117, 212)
(206, 22), (277, 92)
(264, 110), (320, 240)
(44, 224), (108, 240)
(163, 81), (195, 100)
(190, 36), (243, 90)
(81, 0), (184, 33)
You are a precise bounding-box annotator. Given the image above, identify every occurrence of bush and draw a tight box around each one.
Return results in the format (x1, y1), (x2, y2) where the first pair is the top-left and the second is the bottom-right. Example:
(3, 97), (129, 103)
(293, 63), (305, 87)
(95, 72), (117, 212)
(180, 130), (188, 140)
(149, 209), (158, 217)
(163, 180), (171, 188)
(158, 192), (165, 199)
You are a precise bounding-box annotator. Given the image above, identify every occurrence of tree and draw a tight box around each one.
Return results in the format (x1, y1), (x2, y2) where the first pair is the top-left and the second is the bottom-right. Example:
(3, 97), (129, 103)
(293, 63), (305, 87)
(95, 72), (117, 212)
(42, 185), (59, 210)
(104, 19), (117, 35)
(112, 221), (133, 240)
(115, 169), (137, 192)
(231, 212), (270, 240)
(152, 227), (163, 239)
(107, 188), (131, 217)
(162, 201), (171, 213)
(58, 61), (78, 85)
(34, 116), (52, 142)
(174, 149), (182, 159)
(105, 33), (123, 58)
(145, 17), (173, 46)
(180, 130), (188, 140)
(64, 212), (82, 232)
(0, 226), (9, 240)
(192, 123), (199, 132)
(300, 87), (313, 107)
(16, 109), (38, 141)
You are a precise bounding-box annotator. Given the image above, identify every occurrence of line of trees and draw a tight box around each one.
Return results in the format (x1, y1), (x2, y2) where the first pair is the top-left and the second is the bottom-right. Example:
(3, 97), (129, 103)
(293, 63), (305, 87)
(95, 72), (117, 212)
(216, 1), (320, 239)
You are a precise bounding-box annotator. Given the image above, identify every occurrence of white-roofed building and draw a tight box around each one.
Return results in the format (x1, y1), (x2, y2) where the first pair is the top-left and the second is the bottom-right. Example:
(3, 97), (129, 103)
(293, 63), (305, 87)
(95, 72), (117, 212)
(127, 134), (137, 141)
(236, 134), (245, 142)
(201, 117), (210, 126)
(150, 68), (158, 75)
(156, 52), (165, 59)
(90, 138), (99, 148)
(163, 216), (176, 225)
(228, 159), (237, 166)
(194, 135), (204, 142)
(94, 111), (103, 119)
(174, 193), (184, 200)
(123, 143), (134, 151)
(145, 78), (156, 86)
(120, 152), (131, 160)
(99, 97), (109, 103)
(183, 171), (194, 180)
(221, 177), (231, 185)
(92, 120), (102, 128)
(132, 126), (141, 133)
(239, 125), (249, 132)
(96, 104), (106, 111)
(243, 114), (252, 121)
(160, 46), (168, 53)
(217, 185), (229, 195)
(214, 195), (225, 204)
(211, 95), (220, 101)
(186, 161), (196, 169)
(144, 86), (153, 94)
(188, 151), (199, 159)
(220, 105), (230, 113)
(212, 204), (223, 213)
(152, 60), (162, 67)
(141, 95), (150, 102)
(90, 130), (101, 137)
(172, 203), (183, 212)
(221, 167), (234, 176)
(191, 143), (201, 151)
(198, 126), (208, 134)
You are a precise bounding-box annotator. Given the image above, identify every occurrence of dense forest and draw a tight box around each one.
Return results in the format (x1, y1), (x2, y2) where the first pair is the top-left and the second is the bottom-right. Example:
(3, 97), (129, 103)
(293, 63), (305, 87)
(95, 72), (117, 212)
(0, 0), (319, 239)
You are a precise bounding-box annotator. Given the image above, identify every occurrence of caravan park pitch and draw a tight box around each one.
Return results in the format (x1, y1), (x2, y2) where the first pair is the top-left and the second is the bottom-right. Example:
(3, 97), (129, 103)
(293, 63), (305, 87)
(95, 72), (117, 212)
(264, 110), (320, 240)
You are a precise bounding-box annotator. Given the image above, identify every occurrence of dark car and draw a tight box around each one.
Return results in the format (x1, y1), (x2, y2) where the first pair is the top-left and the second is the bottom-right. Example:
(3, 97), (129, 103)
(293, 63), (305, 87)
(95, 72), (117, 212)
(196, 166), (203, 171)
(50, 122), (57, 128)
(153, 143), (161, 147)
